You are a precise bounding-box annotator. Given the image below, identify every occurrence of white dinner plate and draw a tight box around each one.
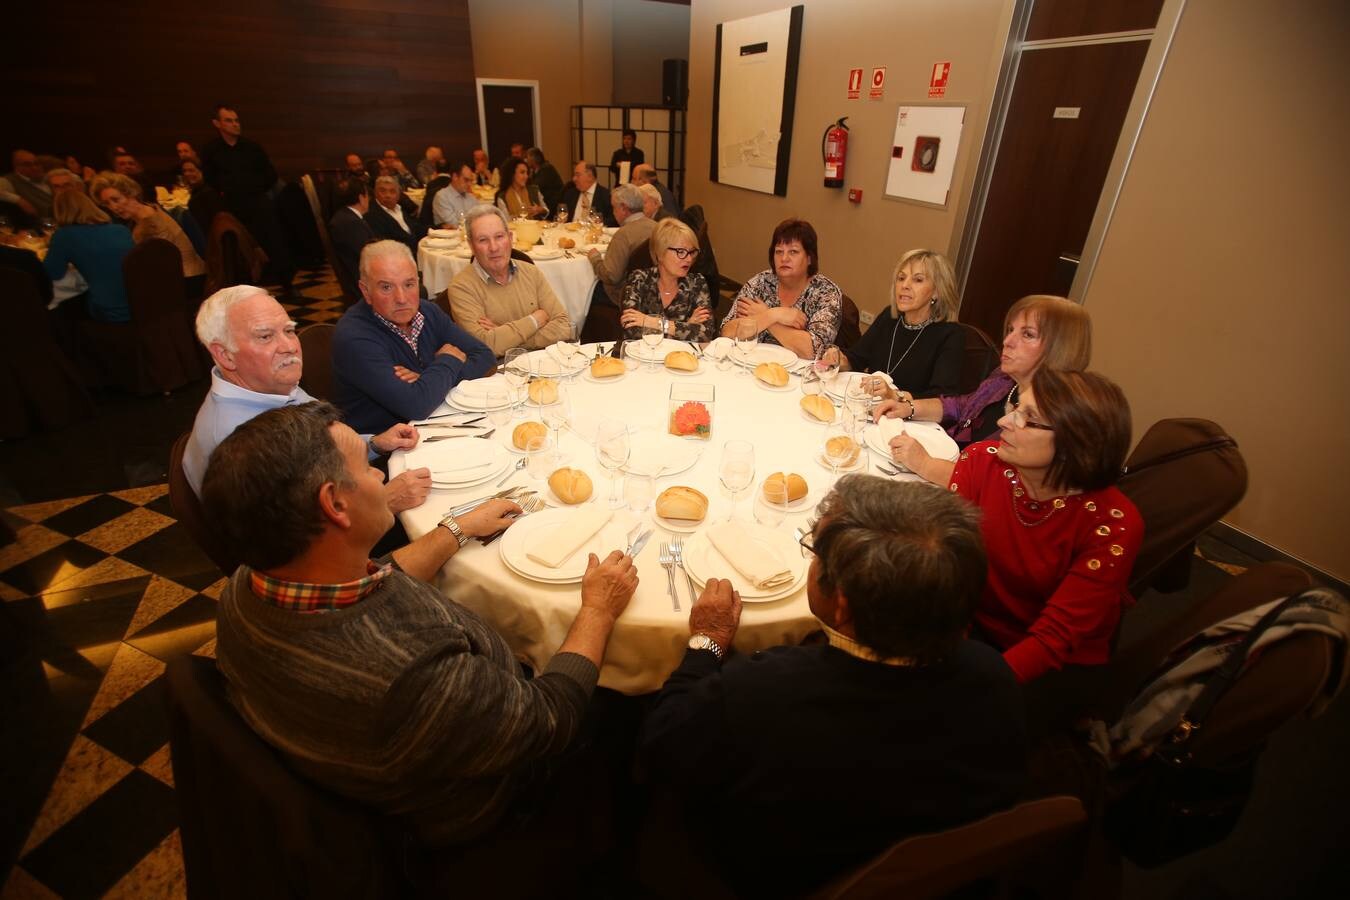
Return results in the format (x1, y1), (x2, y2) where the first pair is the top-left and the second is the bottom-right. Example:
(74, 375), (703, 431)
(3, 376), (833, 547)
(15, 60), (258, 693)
(498, 507), (632, 583)
(449, 376), (516, 411)
(529, 248), (564, 260)
(754, 375), (796, 392)
(431, 458), (512, 490)
(813, 447), (868, 474)
(653, 512), (704, 534)
(680, 526), (807, 601)
(733, 343), (799, 369)
(581, 368), (627, 384)
(628, 338), (691, 362)
(401, 440), (513, 489)
(864, 419), (960, 462)
(621, 431), (702, 477)
(664, 359), (705, 376)
(798, 402), (838, 425)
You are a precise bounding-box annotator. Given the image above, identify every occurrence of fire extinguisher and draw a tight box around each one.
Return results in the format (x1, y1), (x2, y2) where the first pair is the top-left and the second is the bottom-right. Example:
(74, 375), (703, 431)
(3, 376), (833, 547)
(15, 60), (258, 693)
(822, 117), (849, 188)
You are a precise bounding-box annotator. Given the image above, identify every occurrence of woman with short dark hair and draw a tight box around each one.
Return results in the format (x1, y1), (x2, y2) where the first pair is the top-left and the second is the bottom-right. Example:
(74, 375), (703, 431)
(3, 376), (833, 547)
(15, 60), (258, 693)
(720, 217), (842, 359)
(947, 368), (1141, 683)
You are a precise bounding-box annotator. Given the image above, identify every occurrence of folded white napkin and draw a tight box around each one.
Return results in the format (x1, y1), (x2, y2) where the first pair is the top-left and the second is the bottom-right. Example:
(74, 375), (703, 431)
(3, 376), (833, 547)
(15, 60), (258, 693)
(525, 509), (613, 568)
(707, 336), (734, 357)
(428, 228), (460, 238)
(706, 523), (794, 589)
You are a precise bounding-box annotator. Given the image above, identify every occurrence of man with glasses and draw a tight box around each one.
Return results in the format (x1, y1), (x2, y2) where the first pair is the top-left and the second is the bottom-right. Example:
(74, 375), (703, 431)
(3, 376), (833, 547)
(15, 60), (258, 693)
(641, 476), (1028, 896)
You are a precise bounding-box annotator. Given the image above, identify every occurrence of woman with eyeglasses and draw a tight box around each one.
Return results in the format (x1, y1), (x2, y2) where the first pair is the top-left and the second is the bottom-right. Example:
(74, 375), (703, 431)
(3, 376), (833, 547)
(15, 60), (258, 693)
(619, 217), (714, 342)
(876, 295), (1092, 476)
(948, 368), (1141, 684)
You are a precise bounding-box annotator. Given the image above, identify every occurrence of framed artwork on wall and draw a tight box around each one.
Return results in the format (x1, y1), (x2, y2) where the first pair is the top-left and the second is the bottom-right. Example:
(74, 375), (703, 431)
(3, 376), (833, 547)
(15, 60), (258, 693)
(709, 5), (804, 197)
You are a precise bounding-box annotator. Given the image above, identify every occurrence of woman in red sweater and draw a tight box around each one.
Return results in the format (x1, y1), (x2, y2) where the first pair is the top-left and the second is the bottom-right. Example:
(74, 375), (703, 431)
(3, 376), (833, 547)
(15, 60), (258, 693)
(948, 368), (1141, 683)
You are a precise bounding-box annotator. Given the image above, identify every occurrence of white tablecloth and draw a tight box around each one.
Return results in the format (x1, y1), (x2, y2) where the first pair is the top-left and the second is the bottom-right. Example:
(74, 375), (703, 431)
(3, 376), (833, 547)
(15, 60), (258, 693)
(417, 239), (601, 336)
(390, 344), (949, 694)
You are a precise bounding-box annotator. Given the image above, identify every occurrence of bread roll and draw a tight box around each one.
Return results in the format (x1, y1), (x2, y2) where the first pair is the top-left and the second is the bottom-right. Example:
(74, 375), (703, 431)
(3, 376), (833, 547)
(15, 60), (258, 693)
(590, 356), (625, 378)
(527, 379), (559, 404)
(557, 237), (576, 249)
(512, 421), (548, 450)
(763, 472), (808, 503)
(800, 395), (836, 422)
(824, 435), (860, 467)
(754, 362), (790, 387)
(548, 468), (593, 504)
(656, 486), (708, 522)
(664, 350), (698, 372)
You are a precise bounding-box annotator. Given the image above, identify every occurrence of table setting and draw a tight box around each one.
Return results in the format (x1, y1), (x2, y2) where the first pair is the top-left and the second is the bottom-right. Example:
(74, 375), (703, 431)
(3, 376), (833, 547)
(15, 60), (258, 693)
(389, 339), (958, 693)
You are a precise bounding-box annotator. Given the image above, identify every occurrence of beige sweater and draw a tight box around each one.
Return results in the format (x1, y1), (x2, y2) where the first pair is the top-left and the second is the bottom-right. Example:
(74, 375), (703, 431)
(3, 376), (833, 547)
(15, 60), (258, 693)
(447, 259), (573, 355)
(135, 208), (206, 277)
(591, 213), (656, 303)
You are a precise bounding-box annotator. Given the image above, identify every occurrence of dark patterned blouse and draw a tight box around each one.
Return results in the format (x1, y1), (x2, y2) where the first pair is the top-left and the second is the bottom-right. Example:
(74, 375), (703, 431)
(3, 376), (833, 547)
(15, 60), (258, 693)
(721, 270), (842, 357)
(620, 268), (714, 342)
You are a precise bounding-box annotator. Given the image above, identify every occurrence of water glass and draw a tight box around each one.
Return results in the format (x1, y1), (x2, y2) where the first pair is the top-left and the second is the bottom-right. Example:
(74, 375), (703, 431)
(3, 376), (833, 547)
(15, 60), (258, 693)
(525, 434), (554, 480)
(719, 440), (755, 521)
(733, 321), (756, 375)
(487, 387), (512, 427)
(624, 471), (656, 517)
(622, 340), (643, 372)
(754, 477), (790, 528)
(503, 348), (530, 417)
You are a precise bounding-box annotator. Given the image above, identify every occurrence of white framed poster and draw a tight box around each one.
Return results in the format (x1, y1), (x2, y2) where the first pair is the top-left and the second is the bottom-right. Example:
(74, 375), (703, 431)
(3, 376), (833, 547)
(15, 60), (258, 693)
(884, 104), (967, 208)
(710, 5), (804, 196)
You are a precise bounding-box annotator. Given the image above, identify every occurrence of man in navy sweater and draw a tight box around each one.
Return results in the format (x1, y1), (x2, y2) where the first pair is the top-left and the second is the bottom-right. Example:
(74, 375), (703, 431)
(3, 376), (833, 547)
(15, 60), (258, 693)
(641, 476), (1028, 897)
(333, 241), (495, 434)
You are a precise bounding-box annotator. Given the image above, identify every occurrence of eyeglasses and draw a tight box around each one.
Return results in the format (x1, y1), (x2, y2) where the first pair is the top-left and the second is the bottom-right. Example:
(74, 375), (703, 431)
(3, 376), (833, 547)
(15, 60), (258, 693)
(666, 247), (701, 260)
(1007, 406), (1054, 431)
(797, 519), (818, 557)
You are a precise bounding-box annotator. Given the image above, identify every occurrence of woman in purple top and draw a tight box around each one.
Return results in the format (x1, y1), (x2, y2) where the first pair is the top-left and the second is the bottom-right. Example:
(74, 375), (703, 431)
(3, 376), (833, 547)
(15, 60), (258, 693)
(872, 295), (1092, 483)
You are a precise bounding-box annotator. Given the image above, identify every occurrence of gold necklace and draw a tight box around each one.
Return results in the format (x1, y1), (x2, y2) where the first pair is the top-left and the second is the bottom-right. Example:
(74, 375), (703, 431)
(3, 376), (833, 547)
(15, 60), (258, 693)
(1004, 466), (1067, 528)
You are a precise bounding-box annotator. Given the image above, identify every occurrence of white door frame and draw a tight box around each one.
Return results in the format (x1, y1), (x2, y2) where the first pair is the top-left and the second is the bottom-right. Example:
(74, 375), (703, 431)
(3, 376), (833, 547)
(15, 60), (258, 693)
(475, 78), (543, 156)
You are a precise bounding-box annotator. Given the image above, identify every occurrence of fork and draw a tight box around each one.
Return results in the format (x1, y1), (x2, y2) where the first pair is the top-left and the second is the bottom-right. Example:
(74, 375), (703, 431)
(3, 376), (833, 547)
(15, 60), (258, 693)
(479, 496), (544, 546)
(670, 536), (697, 604)
(659, 542), (680, 612)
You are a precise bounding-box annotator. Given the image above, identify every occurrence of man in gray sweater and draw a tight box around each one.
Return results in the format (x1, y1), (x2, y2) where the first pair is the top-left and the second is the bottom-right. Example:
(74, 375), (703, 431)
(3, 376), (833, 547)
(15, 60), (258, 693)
(202, 401), (638, 848)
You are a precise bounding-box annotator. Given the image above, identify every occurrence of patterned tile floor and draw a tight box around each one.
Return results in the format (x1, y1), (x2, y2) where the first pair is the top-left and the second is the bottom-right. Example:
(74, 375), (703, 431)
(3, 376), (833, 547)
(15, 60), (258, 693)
(0, 268), (342, 899)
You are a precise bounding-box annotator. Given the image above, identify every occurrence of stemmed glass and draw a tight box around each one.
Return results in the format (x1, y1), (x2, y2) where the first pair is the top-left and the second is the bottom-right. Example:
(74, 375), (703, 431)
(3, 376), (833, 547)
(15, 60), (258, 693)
(642, 317), (665, 371)
(595, 419), (631, 509)
(541, 381), (571, 449)
(800, 366), (822, 398)
(814, 345), (841, 386)
(844, 375), (872, 426)
(555, 205), (569, 226)
(719, 440), (756, 521)
(733, 320), (756, 375)
(503, 348), (530, 418)
(822, 422), (855, 484)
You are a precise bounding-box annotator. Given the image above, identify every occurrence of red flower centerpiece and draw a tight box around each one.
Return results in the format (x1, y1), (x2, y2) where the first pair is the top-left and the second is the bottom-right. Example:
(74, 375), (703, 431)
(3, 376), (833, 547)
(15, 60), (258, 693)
(668, 384), (715, 440)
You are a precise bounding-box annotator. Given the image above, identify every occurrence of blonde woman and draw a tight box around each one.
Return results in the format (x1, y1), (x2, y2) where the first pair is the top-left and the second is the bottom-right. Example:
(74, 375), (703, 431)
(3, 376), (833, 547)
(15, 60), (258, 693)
(619, 217), (713, 343)
(90, 171), (206, 293)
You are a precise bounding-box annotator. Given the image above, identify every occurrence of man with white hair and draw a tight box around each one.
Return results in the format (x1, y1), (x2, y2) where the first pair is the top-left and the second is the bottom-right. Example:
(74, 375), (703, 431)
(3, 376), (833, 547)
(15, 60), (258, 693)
(182, 285), (431, 512)
(635, 183), (670, 222)
(333, 240), (495, 434)
(587, 183), (656, 304)
(364, 175), (425, 253)
(632, 163), (679, 218)
(447, 205), (573, 356)
(416, 146), (445, 185)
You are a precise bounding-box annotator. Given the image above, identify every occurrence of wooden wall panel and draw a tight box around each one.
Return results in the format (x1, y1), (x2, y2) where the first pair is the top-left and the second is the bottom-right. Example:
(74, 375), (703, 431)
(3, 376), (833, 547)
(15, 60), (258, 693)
(8, 1), (481, 180)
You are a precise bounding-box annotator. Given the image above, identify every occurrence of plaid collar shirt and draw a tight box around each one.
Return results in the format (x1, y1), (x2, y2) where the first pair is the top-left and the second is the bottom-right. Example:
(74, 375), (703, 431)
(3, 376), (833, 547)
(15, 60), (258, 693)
(821, 623), (917, 668)
(250, 560), (393, 613)
(375, 309), (425, 355)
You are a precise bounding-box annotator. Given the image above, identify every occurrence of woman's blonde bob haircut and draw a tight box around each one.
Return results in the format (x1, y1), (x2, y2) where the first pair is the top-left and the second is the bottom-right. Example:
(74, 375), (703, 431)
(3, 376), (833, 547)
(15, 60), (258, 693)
(649, 217), (699, 264)
(890, 249), (959, 323)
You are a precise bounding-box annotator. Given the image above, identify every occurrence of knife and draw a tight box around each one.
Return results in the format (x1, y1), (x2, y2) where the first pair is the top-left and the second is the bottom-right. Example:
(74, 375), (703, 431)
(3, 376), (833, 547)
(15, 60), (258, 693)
(413, 413), (481, 425)
(628, 529), (654, 559)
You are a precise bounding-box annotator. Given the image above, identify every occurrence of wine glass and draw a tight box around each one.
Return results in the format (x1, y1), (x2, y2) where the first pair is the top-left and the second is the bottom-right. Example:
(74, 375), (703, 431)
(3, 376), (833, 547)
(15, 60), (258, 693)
(624, 471), (656, 518)
(503, 348), (530, 417)
(641, 318), (665, 371)
(845, 375), (871, 421)
(754, 476), (791, 528)
(594, 419), (631, 509)
(800, 366), (822, 397)
(541, 381), (571, 447)
(733, 320), (756, 375)
(822, 422), (856, 484)
(814, 345), (841, 385)
(718, 440), (756, 521)
(486, 386), (512, 427)
(555, 204), (569, 226)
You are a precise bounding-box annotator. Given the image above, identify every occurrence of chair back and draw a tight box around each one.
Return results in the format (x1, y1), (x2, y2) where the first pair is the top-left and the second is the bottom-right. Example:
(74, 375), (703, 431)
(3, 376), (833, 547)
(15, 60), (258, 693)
(124, 238), (186, 319)
(837, 294), (862, 349)
(164, 655), (397, 900)
(420, 175), (452, 228)
(205, 212), (267, 296)
(432, 289), (453, 320)
(168, 432), (241, 576)
(298, 324), (337, 401)
(624, 240), (654, 278)
(1118, 419), (1247, 595)
(166, 204), (208, 256)
(810, 796), (1087, 900)
(957, 322), (998, 394)
(0, 265), (93, 438)
(509, 248), (536, 265)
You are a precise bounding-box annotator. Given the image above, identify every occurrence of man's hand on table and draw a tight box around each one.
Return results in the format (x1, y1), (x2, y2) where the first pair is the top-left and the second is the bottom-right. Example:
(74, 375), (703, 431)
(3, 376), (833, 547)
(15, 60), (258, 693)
(689, 577), (742, 652)
(371, 423), (419, 453)
(385, 469), (431, 512)
(436, 343), (468, 362)
(455, 498), (523, 538)
(581, 550), (639, 621)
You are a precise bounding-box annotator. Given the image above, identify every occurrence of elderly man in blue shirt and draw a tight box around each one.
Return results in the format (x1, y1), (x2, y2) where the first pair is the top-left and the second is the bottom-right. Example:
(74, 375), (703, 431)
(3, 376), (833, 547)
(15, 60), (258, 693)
(183, 285), (430, 514)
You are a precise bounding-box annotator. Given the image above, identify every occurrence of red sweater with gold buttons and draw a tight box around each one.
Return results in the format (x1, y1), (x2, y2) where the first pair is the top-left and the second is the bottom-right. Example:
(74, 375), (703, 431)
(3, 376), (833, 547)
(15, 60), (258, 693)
(949, 440), (1143, 683)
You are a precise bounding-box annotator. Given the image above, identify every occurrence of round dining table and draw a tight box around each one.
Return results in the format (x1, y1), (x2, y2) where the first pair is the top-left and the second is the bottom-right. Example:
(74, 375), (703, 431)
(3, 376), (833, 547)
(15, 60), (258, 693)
(389, 340), (956, 695)
(416, 230), (607, 337)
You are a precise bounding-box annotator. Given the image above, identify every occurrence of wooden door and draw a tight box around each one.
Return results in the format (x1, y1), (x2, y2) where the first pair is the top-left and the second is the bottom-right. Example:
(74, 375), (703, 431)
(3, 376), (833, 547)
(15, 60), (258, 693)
(961, 39), (1150, 340)
(481, 84), (536, 165)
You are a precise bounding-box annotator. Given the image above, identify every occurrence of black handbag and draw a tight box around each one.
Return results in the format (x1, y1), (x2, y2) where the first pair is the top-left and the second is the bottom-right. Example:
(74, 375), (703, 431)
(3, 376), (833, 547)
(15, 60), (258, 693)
(1104, 592), (1304, 867)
